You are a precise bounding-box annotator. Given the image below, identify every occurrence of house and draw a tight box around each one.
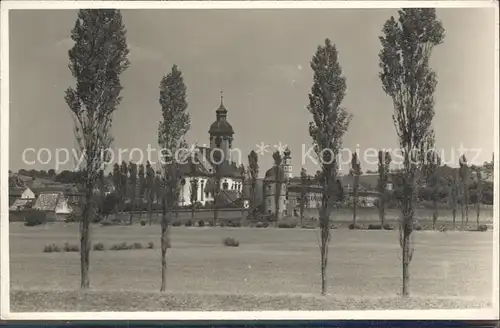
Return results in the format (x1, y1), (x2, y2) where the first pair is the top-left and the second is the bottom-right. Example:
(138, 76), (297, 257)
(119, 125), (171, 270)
(32, 192), (73, 220)
(20, 187), (36, 200)
(9, 198), (34, 212)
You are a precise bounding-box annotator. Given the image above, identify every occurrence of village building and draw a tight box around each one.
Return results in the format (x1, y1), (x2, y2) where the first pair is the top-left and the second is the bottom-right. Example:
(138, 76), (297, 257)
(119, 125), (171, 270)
(32, 192), (73, 220)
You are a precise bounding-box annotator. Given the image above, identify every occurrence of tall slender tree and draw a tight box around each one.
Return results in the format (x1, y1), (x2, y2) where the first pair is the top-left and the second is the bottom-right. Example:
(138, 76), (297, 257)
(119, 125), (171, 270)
(379, 8), (444, 296)
(128, 162), (137, 225)
(273, 151), (283, 226)
(212, 137), (223, 227)
(473, 167), (483, 229)
(308, 38), (352, 295)
(138, 163), (146, 220)
(158, 64), (191, 292)
(189, 177), (199, 220)
(247, 150), (259, 221)
(459, 154), (469, 229)
(97, 169), (106, 218)
(377, 150), (392, 226)
(350, 152), (362, 227)
(65, 9), (130, 288)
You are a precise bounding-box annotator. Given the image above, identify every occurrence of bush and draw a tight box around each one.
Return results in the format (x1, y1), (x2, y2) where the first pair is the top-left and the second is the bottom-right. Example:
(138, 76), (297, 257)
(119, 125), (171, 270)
(198, 220), (205, 227)
(43, 243), (61, 253)
(413, 223), (423, 231)
(93, 242), (105, 251)
(147, 242), (154, 249)
(63, 243), (80, 252)
(349, 223), (362, 230)
(131, 242), (143, 249)
(222, 237), (239, 247)
(208, 221), (214, 227)
(367, 224), (382, 230)
(172, 220), (182, 227)
(25, 211), (47, 227)
(263, 222), (269, 228)
(383, 224), (394, 230)
(110, 242), (129, 251)
(255, 221), (264, 228)
(140, 220), (146, 226)
(478, 224), (488, 232)
(185, 220), (193, 227)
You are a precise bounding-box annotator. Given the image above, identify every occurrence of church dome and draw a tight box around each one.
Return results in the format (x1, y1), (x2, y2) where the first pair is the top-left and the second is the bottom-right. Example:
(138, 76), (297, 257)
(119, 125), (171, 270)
(209, 93), (234, 135)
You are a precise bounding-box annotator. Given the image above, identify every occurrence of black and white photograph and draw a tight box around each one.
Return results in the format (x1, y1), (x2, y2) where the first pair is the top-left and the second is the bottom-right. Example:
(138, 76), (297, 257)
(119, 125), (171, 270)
(0, 1), (498, 320)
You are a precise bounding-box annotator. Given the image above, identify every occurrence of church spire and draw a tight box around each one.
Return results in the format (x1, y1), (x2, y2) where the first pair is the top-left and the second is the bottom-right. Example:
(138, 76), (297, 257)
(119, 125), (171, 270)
(216, 89), (227, 115)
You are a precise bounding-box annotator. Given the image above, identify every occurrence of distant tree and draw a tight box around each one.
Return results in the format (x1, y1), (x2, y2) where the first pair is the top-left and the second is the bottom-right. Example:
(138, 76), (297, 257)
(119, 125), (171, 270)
(212, 137), (223, 226)
(138, 163), (146, 219)
(120, 160), (128, 218)
(458, 154), (469, 229)
(189, 177), (199, 220)
(350, 152), (362, 227)
(299, 168), (309, 226)
(158, 64), (191, 292)
(471, 165), (483, 229)
(272, 151), (283, 226)
(48, 169), (56, 178)
(154, 170), (163, 205)
(145, 161), (155, 226)
(112, 163), (121, 215)
(307, 38), (352, 295)
(448, 172), (459, 229)
(64, 9), (130, 289)
(247, 150), (259, 221)
(421, 133), (441, 230)
(239, 164), (246, 224)
(128, 162), (137, 225)
(97, 169), (106, 217)
(377, 150), (392, 226)
(378, 8), (444, 296)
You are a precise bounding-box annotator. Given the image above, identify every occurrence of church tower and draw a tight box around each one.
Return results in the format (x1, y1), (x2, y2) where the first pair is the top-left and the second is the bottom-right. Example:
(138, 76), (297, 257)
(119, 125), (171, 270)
(283, 147), (293, 179)
(209, 91), (234, 163)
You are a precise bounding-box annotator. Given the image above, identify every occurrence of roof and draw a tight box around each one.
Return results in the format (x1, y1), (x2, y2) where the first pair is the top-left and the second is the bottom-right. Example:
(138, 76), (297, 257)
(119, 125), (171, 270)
(9, 198), (34, 211)
(33, 192), (63, 211)
(176, 147), (243, 179)
(215, 190), (242, 208)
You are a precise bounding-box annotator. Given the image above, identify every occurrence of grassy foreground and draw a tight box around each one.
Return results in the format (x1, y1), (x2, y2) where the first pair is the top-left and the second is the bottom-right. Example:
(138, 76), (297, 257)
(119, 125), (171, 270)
(10, 222), (494, 311)
(11, 290), (491, 312)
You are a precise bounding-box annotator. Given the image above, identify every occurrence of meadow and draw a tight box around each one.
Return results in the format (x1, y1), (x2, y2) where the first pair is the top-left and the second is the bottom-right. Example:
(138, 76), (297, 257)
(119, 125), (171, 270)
(9, 207), (494, 312)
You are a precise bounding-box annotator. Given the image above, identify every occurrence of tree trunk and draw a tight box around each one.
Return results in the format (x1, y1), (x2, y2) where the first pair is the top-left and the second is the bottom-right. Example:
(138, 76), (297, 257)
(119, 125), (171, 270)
(319, 204), (329, 296)
(148, 191), (153, 226)
(129, 192), (135, 225)
(460, 202), (465, 230)
(452, 207), (456, 230)
(352, 193), (357, 227)
(402, 230), (410, 297)
(80, 187), (92, 289)
(476, 200), (480, 230)
(191, 206), (195, 221)
(432, 199), (438, 230)
(160, 196), (169, 292)
(379, 196), (385, 226)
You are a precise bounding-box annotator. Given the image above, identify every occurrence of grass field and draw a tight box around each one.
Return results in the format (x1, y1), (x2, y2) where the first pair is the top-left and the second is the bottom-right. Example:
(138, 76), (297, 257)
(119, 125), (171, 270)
(9, 215), (494, 312)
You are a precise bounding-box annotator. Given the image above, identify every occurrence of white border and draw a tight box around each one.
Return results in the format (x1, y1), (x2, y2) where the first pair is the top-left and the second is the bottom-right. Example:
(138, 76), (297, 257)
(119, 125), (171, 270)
(1, 0), (498, 321)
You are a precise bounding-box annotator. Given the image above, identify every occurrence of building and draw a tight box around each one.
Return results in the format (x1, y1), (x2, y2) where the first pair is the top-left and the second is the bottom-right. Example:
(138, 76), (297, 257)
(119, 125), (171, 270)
(32, 192), (73, 220)
(176, 93), (245, 208)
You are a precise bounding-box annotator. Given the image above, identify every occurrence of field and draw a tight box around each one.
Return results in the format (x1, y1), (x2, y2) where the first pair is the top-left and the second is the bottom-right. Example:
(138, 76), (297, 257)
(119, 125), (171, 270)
(9, 208), (495, 312)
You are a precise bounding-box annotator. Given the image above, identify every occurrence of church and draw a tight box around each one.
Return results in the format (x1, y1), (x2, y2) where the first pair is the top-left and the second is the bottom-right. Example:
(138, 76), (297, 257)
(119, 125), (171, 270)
(176, 93), (246, 208)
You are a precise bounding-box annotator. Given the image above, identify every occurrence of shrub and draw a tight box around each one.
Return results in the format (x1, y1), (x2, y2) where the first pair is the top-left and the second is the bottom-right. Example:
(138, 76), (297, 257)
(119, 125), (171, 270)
(383, 224), (394, 230)
(219, 222), (226, 227)
(222, 237), (239, 247)
(413, 223), (423, 231)
(131, 242), (143, 249)
(147, 242), (154, 249)
(438, 225), (448, 232)
(255, 221), (264, 228)
(140, 220), (146, 226)
(263, 222), (269, 228)
(278, 222), (297, 228)
(367, 224), (382, 230)
(43, 243), (61, 253)
(172, 220), (182, 227)
(110, 242), (129, 251)
(198, 220), (205, 227)
(349, 223), (362, 230)
(25, 211), (47, 227)
(208, 221), (214, 227)
(93, 242), (105, 251)
(185, 220), (193, 227)
(63, 242), (80, 252)
(478, 224), (488, 232)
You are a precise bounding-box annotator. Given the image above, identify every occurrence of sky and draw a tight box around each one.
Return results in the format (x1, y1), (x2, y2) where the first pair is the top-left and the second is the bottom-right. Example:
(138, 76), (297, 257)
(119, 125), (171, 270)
(6, 8), (497, 177)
